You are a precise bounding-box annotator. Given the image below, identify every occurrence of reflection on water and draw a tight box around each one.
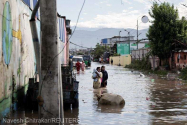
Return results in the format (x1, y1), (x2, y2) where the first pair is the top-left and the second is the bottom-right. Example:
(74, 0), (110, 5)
(148, 79), (187, 124)
(2, 62), (187, 125)
(97, 105), (124, 114)
(63, 62), (186, 125)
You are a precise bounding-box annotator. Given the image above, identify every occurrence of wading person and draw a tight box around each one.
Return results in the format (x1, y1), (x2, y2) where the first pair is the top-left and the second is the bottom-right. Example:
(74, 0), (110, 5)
(81, 61), (86, 71)
(99, 58), (101, 63)
(92, 67), (102, 89)
(101, 66), (108, 87)
(85, 59), (88, 67)
(76, 60), (81, 74)
(111, 59), (113, 65)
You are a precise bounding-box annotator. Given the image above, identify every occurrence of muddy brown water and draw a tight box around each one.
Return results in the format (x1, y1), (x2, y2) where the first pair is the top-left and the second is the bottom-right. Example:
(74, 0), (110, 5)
(67, 62), (187, 125)
(2, 62), (187, 125)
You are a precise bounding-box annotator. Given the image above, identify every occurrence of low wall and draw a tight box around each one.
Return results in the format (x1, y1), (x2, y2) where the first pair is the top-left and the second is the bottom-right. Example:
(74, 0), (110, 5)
(132, 48), (160, 70)
(110, 55), (131, 67)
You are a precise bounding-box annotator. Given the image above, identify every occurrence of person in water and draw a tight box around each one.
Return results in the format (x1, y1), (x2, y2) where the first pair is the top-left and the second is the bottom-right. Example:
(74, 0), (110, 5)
(76, 60), (81, 74)
(92, 67), (102, 89)
(81, 61), (86, 71)
(111, 59), (113, 65)
(101, 66), (108, 87)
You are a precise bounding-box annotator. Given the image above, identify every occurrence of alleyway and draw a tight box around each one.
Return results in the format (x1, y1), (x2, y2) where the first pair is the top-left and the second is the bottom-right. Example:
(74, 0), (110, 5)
(64, 62), (187, 125)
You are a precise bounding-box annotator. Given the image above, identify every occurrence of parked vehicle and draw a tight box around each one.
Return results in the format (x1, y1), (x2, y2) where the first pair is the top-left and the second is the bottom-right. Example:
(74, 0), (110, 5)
(83, 55), (91, 67)
(72, 56), (83, 67)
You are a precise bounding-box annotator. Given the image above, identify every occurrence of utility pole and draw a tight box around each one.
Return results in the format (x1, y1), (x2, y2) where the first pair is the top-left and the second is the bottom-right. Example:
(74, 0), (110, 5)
(125, 29), (130, 54)
(118, 31), (121, 66)
(136, 15), (148, 49)
(137, 19), (138, 49)
(128, 32), (130, 54)
(40, 0), (62, 123)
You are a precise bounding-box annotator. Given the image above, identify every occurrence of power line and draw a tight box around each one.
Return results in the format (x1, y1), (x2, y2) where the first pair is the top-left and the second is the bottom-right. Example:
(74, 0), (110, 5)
(39, 0), (86, 96)
(69, 0), (86, 40)
(38, 0), (86, 117)
(70, 42), (89, 49)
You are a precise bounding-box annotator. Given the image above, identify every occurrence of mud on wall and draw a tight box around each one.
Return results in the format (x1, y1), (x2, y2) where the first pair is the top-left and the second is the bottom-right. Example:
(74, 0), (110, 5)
(0, 0), (37, 118)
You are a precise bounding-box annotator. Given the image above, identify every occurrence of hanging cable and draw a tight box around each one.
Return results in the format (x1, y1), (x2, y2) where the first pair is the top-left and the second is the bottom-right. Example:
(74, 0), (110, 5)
(70, 42), (89, 49)
(69, 0), (86, 40)
(39, 0), (86, 96)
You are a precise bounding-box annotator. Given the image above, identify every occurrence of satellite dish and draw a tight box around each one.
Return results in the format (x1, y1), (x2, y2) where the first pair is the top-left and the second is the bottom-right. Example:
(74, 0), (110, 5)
(141, 15), (149, 23)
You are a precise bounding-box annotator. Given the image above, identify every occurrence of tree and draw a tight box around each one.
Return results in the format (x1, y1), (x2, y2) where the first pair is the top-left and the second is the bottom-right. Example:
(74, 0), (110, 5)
(147, 2), (187, 64)
(176, 17), (187, 43)
(77, 52), (84, 55)
(92, 43), (110, 59)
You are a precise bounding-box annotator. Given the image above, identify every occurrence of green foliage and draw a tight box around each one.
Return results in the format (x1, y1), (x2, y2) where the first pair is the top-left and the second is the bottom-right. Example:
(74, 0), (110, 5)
(150, 70), (168, 76)
(77, 52), (84, 55)
(147, 2), (187, 60)
(176, 17), (187, 43)
(113, 53), (120, 56)
(92, 43), (110, 59)
(125, 57), (151, 70)
(180, 67), (187, 80)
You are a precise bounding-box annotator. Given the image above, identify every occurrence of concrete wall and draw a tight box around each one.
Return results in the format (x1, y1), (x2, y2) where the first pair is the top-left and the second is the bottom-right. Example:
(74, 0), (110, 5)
(0, 0), (38, 118)
(110, 55), (131, 67)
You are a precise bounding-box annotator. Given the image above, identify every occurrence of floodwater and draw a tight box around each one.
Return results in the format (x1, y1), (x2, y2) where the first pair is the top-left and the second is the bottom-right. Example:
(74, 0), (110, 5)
(64, 62), (187, 125)
(1, 62), (186, 125)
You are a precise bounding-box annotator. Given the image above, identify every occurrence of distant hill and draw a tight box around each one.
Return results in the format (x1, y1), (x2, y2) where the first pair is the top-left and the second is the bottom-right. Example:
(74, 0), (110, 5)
(69, 27), (148, 49)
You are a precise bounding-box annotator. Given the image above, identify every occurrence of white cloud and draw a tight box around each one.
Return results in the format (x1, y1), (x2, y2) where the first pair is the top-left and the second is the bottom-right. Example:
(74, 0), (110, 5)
(70, 0), (185, 29)
(176, 0), (187, 18)
(71, 10), (151, 29)
(106, 4), (111, 7)
(100, 1), (108, 4)
(122, 10), (127, 13)
(134, 0), (149, 4)
(122, 0), (132, 4)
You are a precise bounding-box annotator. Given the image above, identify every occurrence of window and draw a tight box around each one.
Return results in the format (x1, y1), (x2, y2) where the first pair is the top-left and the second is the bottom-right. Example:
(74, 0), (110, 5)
(73, 58), (83, 62)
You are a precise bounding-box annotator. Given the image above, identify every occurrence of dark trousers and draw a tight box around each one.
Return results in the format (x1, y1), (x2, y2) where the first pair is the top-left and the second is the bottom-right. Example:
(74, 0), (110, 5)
(101, 81), (107, 87)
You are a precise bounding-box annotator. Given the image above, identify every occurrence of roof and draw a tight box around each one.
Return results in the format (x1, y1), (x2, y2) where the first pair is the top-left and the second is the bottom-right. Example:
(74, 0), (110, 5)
(172, 39), (187, 47)
(172, 39), (187, 51)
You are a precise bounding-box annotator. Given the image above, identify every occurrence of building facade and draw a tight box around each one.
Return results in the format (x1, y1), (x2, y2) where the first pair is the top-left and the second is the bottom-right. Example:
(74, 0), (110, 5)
(0, 0), (69, 119)
(101, 36), (149, 55)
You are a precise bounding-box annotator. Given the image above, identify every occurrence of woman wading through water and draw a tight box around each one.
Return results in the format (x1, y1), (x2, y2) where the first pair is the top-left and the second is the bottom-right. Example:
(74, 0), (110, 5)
(92, 67), (102, 89)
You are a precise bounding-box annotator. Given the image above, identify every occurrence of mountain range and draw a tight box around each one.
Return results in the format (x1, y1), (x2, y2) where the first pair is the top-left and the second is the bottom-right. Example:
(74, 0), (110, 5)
(69, 27), (148, 49)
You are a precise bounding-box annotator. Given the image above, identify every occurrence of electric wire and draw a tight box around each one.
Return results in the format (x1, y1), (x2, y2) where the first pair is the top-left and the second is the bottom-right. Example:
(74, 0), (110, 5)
(38, 0), (86, 116)
(39, 0), (86, 96)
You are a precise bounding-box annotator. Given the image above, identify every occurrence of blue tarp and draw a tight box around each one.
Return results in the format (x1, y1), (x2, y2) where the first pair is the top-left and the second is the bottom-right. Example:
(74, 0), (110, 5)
(33, 0), (39, 18)
(23, 0), (30, 7)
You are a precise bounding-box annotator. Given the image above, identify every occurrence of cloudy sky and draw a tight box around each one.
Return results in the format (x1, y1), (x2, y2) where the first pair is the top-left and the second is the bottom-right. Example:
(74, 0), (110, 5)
(57, 0), (187, 29)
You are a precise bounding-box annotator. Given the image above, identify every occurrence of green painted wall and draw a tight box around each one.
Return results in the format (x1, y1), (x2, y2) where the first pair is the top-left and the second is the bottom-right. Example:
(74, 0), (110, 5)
(117, 43), (130, 55)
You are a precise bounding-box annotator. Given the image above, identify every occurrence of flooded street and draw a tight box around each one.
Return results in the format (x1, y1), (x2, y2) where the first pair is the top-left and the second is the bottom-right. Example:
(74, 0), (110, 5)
(65, 62), (187, 125)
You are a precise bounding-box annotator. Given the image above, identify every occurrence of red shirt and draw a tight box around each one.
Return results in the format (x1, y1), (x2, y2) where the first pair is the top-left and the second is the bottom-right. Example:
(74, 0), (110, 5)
(76, 62), (81, 68)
